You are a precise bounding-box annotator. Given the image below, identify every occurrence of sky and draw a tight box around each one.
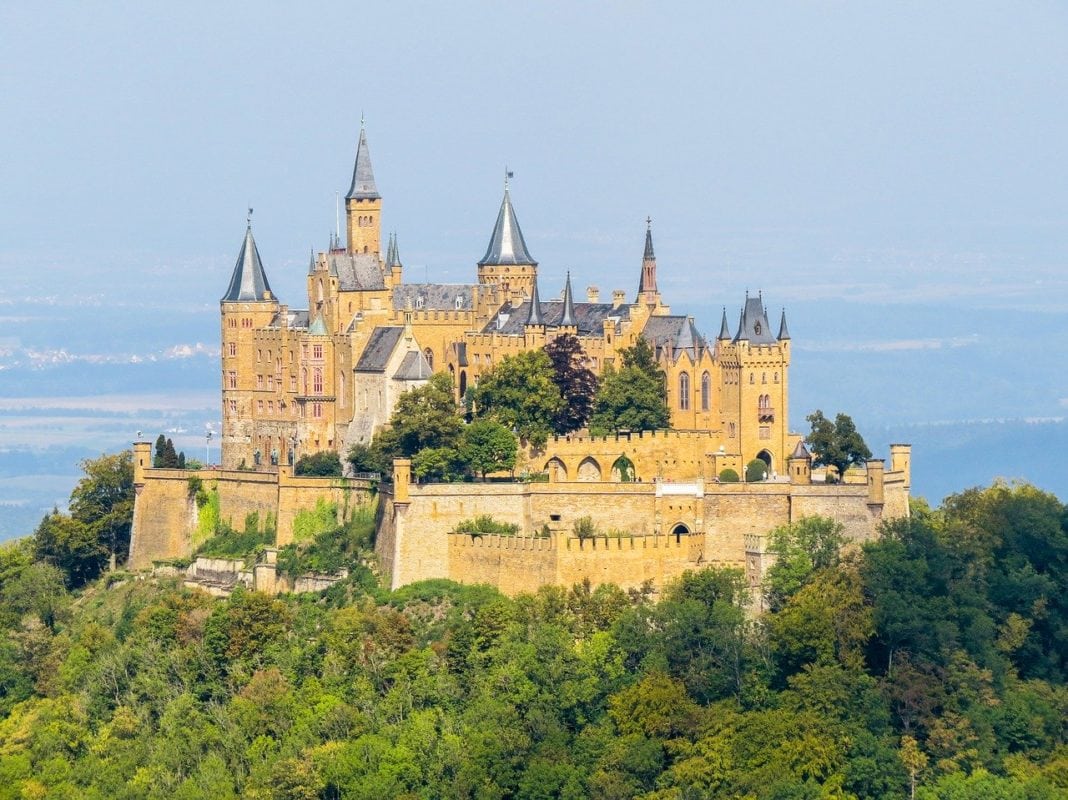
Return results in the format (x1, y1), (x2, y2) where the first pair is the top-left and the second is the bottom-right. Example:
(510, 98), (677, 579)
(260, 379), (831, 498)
(0, 2), (1066, 531)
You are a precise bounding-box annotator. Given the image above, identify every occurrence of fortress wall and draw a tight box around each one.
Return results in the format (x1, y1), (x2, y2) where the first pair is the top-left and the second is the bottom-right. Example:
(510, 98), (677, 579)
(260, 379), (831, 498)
(129, 469), (200, 569)
(556, 533), (698, 595)
(448, 534), (558, 595)
(212, 470), (279, 532)
(702, 487), (793, 566)
(275, 470), (376, 545)
(789, 485), (883, 545)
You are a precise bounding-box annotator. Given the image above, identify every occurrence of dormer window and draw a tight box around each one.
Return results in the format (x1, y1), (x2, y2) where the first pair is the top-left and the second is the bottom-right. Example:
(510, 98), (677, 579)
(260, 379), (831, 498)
(455, 294), (464, 309)
(416, 295), (425, 310)
(754, 322), (761, 335)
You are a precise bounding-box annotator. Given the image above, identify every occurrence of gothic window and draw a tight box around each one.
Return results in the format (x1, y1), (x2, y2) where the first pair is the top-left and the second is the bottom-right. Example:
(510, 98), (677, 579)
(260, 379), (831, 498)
(228, 371), (237, 389)
(228, 342), (236, 357)
(424, 348), (434, 369)
(774, 372), (779, 383)
(268, 400), (274, 414)
(267, 375), (273, 390)
(257, 375), (263, 389)
(313, 369), (323, 395)
(701, 371), (711, 411)
(679, 372), (690, 410)
(313, 402), (322, 419)
(313, 344), (323, 359)
(228, 399), (237, 413)
(257, 400), (264, 413)
(729, 422), (737, 438)
(762, 372), (767, 384)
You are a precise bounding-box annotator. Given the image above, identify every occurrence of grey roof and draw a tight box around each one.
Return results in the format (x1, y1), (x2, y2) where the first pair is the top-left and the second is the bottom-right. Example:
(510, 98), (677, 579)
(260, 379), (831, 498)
(643, 223), (655, 261)
(527, 276), (545, 325)
(355, 327), (404, 372)
(485, 300), (628, 335)
(393, 350), (433, 381)
(307, 248), (316, 275)
(733, 294), (778, 345)
(392, 283), (477, 311)
(328, 252), (385, 291)
(346, 127), (380, 201)
(642, 315), (706, 361)
(478, 190), (537, 266)
(778, 309), (790, 340)
(386, 233), (402, 268)
(718, 309), (731, 340)
(560, 272), (576, 327)
(222, 225), (274, 303)
(309, 316), (328, 336)
(790, 440), (811, 460)
(452, 341), (468, 367)
(268, 309), (309, 329)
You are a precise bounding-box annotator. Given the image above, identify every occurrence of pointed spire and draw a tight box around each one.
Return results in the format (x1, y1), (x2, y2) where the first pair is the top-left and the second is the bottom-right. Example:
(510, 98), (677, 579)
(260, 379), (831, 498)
(637, 216), (659, 303)
(778, 308), (790, 340)
(479, 188), (537, 266)
(307, 247), (316, 275)
(733, 308), (746, 343)
(385, 232), (395, 266)
(560, 271), (577, 327)
(718, 308), (731, 340)
(388, 232), (402, 268)
(346, 125), (380, 201)
(222, 218), (274, 303)
(526, 276), (545, 326)
(790, 440), (811, 460)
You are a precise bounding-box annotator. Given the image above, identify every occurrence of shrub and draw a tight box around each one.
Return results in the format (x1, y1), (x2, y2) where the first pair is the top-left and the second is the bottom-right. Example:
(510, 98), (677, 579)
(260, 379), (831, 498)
(451, 514), (520, 536)
(718, 468), (739, 483)
(573, 516), (598, 541)
(745, 459), (768, 482)
(295, 451), (343, 477)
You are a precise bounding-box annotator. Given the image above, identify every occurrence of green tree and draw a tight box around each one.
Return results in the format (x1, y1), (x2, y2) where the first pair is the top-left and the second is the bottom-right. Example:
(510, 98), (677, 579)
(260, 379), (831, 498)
(589, 338), (670, 435)
(154, 433), (167, 467)
(33, 510), (106, 588)
(544, 333), (598, 434)
(460, 420), (518, 479)
(764, 516), (845, 611)
(294, 450), (343, 477)
(805, 410), (872, 482)
(473, 350), (561, 447)
(69, 450), (134, 567)
(745, 458), (768, 482)
(411, 446), (464, 482)
(369, 373), (464, 466)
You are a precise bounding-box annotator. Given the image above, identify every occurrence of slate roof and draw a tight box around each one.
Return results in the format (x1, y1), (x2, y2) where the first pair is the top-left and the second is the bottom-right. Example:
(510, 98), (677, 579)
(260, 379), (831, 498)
(346, 127), (380, 201)
(642, 315), (706, 361)
(393, 350), (433, 381)
(484, 301), (628, 335)
(790, 440), (811, 459)
(222, 225), (274, 303)
(308, 316), (328, 336)
(355, 327), (404, 372)
(778, 309), (790, 340)
(718, 309), (731, 340)
(392, 283), (477, 311)
(328, 253), (385, 291)
(268, 309), (309, 329)
(560, 273), (576, 327)
(478, 190), (537, 266)
(733, 295), (778, 345)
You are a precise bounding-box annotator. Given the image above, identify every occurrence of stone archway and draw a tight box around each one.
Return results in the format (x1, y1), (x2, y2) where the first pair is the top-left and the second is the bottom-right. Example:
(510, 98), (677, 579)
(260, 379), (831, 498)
(577, 456), (602, 482)
(671, 522), (690, 543)
(545, 457), (568, 481)
(611, 455), (635, 482)
(756, 449), (773, 470)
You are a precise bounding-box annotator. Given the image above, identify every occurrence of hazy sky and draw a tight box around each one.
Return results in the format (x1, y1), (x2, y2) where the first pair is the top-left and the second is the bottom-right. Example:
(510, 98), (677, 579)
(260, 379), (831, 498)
(3, 2), (1066, 316)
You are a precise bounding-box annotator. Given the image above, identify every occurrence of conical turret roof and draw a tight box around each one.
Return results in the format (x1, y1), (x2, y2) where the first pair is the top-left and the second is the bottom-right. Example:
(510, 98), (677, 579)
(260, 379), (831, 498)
(222, 222), (274, 303)
(778, 309), (790, 340)
(479, 189), (537, 267)
(718, 308), (731, 340)
(346, 127), (380, 201)
(560, 271), (576, 327)
(526, 276), (545, 326)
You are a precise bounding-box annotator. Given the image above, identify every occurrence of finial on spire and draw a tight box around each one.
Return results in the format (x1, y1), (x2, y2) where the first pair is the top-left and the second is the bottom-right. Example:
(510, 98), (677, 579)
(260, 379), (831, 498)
(561, 271), (577, 327)
(504, 166), (514, 191)
(360, 111), (365, 129)
(247, 207), (253, 227)
(646, 216), (651, 230)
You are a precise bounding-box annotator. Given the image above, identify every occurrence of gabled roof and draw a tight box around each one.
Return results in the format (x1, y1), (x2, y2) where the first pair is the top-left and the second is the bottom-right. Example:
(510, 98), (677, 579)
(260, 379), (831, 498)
(642, 315), (706, 361)
(484, 301), (628, 336)
(328, 252), (385, 291)
(393, 350), (433, 381)
(478, 190), (537, 266)
(392, 283), (477, 311)
(733, 294), (778, 345)
(355, 327), (404, 372)
(346, 127), (380, 201)
(222, 224), (274, 303)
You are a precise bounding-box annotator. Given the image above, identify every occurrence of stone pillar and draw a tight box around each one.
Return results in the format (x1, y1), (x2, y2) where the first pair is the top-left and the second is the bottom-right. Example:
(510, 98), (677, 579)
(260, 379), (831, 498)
(132, 440), (152, 484)
(889, 444), (911, 489)
(393, 458), (411, 504)
(788, 453), (811, 485)
(866, 459), (885, 505)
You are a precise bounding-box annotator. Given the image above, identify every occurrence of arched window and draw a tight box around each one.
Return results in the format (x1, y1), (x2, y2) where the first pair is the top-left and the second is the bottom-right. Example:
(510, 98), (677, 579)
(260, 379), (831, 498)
(301, 368), (308, 394)
(313, 369), (323, 395)
(339, 373), (345, 407)
(762, 372), (767, 384)
(459, 370), (468, 398)
(774, 372), (779, 383)
(317, 280), (324, 303)
(701, 371), (711, 411)
(424, 348), (434, 369)
(749, 372), (755, 384)
(455, 294), (464, 309)
(679, 372), (690, 410)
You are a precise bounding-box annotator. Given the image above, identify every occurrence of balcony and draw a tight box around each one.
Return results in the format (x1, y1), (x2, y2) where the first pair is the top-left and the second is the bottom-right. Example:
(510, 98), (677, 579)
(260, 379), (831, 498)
(757, 407), (775, 422)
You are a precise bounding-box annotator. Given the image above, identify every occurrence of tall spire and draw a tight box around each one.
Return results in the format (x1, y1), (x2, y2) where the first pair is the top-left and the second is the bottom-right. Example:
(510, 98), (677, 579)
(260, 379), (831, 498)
(221, 217), (274, 303)
(526, 276), (545, 326)
(560, 271), (577, 327)
(346, 125), (380, 201)
(778, 308), (790, 340)
(388, 232), (402, 268)
(718, 308), (731, 340)
(385, 232), (395, 265)
(479, 187), (537, 266)
(637, 216), (659, 304)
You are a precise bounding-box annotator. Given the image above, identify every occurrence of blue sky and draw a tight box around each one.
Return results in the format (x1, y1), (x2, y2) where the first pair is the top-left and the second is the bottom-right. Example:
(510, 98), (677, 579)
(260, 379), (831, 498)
(0, 2), (1066, 530)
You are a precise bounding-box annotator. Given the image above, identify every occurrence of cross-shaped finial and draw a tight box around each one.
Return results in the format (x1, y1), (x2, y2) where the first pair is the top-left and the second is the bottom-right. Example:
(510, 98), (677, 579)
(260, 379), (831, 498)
(646, 216), (652, 229)
(360, 111), (365, 128)
(247, 207), (253, 226)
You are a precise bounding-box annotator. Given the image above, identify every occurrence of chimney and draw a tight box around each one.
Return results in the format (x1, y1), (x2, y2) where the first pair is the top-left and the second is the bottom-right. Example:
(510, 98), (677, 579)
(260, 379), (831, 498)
(612, 289), (626, 307)
(586, 286), (600, 303)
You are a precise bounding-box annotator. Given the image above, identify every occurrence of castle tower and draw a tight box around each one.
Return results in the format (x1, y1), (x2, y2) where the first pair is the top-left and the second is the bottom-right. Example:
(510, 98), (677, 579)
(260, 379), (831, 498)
(220, 219), (280, 469)
(637, 218), (661, 307)
(477, 178), (537, 303)
(345, 125), (382, 257)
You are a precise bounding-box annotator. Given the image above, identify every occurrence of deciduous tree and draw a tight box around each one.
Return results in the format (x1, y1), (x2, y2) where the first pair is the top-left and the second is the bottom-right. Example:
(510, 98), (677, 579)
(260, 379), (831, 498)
(805, 410), (871, 482)
(473, 350), (561, 447)
(544, 333), (598, 434)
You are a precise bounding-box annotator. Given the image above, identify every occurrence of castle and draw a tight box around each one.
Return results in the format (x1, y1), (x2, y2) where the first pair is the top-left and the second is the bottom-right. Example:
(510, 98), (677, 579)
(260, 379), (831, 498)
(128, 127), (911, 597)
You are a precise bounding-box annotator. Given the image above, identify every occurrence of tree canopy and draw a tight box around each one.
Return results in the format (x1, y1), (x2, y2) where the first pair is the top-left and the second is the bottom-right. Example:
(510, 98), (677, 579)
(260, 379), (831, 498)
(589, 337), (671, 435)
(544, 333), (599, 434)
(805, 410), (872, 481)
(472, 350), (561, 447)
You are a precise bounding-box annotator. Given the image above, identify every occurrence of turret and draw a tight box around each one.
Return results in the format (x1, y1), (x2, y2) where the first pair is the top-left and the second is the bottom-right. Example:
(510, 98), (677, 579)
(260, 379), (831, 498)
(345, 124), (382, 257)
(477, 174), (537, 302)
(560, 271), (577, 329)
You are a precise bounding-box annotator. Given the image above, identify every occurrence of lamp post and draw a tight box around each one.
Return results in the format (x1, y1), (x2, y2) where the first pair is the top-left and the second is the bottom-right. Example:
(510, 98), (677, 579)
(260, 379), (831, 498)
(205, 430), (213, 466)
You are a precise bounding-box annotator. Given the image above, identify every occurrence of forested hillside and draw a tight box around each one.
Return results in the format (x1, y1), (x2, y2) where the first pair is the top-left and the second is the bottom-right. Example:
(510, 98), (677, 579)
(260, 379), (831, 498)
(0, 480), (1065, 799)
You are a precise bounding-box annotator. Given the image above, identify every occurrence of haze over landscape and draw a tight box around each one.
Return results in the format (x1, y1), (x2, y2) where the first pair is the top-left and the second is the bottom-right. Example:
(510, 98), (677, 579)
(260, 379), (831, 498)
(2, 2), (1066, 538)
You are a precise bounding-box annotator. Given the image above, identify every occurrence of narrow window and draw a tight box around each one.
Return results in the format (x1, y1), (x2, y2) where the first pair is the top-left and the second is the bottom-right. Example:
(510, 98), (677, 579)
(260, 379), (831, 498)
(679, 372), (690, 410)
